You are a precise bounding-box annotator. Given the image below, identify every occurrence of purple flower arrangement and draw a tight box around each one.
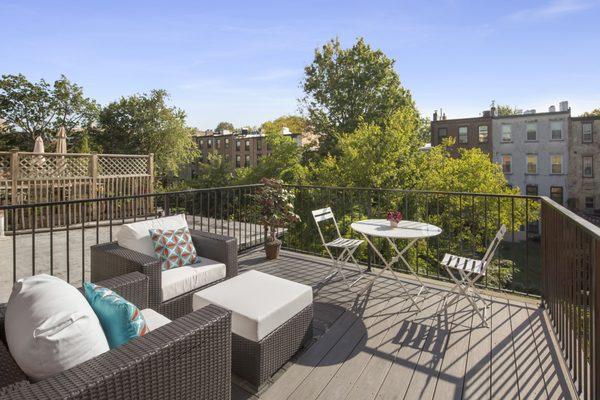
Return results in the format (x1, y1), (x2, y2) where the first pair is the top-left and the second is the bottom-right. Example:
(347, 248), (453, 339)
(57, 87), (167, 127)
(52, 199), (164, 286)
(386, 211), (403, 227)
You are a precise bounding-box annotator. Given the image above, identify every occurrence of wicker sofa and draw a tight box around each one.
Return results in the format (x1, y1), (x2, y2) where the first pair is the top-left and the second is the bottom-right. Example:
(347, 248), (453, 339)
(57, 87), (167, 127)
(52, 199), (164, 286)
(0, 272), (232, 400)
(91, 225), (238, 320)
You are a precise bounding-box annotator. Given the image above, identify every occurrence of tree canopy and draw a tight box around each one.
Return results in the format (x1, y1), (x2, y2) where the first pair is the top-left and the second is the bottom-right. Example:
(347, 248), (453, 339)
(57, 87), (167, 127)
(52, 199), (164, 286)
(301, 37), (416, 155)
(581, 108), (600, 117)
(215, 121), (234, 132)
(0, 74), (98, 150)
(97, 90), (198, 179)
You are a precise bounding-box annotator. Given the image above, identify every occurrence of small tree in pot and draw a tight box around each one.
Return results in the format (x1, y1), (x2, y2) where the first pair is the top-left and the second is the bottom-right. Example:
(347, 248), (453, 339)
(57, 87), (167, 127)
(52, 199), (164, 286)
(253, 178), (300, 259)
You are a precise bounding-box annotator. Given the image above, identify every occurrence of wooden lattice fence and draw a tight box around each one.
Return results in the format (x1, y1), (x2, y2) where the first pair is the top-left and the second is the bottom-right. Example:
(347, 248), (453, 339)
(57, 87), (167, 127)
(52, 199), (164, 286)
(0, 151), (154, 231)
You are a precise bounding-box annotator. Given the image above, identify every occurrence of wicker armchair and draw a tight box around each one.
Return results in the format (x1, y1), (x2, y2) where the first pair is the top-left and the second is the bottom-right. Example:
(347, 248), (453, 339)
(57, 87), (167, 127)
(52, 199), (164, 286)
(91, 229), (238, 320)
(0, 272), (232, 400)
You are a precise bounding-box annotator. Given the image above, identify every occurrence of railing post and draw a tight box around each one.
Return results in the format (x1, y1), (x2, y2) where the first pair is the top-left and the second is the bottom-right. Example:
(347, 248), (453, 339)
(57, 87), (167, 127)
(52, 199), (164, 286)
(148, 153), (155, 216)
(10, 149), (19, 206)
(89, 153), (98, 220)
(594, 238), (600, 400)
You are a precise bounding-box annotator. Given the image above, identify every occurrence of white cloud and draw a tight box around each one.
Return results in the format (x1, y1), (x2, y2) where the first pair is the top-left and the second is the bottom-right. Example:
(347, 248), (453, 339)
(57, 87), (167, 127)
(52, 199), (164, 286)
(509, 0), (596, 21)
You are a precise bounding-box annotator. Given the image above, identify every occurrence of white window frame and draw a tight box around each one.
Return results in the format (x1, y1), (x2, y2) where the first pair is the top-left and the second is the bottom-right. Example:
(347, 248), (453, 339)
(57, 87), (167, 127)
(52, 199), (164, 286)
(458, 126), (468, 144)
(501, 124), (512, 142)
(582, 122), (593, 143)
(526, 123), (537, 141)
(551, 154), (563, 174)
(526, 154), (538, 174)
(478, 125), (488, 143)
(502, 154), (512, 174)
(551, 121), (563, 140)
(583, 156), (594, 178)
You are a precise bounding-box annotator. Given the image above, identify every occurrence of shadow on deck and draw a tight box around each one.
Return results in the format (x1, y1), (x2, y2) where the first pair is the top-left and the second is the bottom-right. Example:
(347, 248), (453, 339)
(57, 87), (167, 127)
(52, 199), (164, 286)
(233, 249), (575, 400)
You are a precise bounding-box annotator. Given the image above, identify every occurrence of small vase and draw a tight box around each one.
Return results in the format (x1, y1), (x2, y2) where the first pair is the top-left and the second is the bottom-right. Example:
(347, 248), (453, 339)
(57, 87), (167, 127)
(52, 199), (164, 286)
(389, 220), (398, 228)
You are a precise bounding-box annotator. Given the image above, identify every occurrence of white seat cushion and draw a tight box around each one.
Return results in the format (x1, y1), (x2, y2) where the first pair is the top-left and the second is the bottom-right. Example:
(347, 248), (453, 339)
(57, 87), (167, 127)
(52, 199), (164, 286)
(5, 275), (109, 381)
(117, 214), (188, 257)
(192, 270), (313, 342)
(161, 257), (226, 302)
(442, 253), (485, 275)
(325, 237), (363, 248)
(141, 309), (171, 331)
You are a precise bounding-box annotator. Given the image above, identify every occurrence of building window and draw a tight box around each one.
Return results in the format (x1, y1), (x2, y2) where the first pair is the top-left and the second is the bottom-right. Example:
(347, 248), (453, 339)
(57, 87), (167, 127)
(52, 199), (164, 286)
(207, 139), (212, 148)
(478, 126), (488, 143)
(551, 121), (563, 140)
(225, 138), (230, 148)
(236, 140), (241, 151)
(245, 140), (250, 151)
(582, 122), (593, 143)
(501, 124), (512, 142)
(199, 139), (204, 147)
(235, 155), (241, 167)
(458, 127), (468, 144)
(216, 139), (220, 149)
(526, 123), (537, 141)
(526, 154), (538, 174)
(502, 155), (512, 173)
(245, 154), (250, 166)
(585, 196), (595, 210)
(437, 127), (447, 142)
(583, 156), (594, 178)
(551, 154), (563, 174)
(525, 184), (538, 196)
(550, 186), (563, 205)
(257, 139), (262, 151)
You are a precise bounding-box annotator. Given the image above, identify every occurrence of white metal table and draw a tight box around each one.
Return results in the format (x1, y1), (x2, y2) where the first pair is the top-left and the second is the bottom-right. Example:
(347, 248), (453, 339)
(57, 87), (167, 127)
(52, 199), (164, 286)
(350, 219), (442, 310)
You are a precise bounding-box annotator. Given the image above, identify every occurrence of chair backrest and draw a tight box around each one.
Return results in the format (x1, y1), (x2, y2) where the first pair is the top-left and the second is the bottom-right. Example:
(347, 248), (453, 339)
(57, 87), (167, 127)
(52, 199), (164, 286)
(312, 207), (342, 245)
(480, 224), (507, 272)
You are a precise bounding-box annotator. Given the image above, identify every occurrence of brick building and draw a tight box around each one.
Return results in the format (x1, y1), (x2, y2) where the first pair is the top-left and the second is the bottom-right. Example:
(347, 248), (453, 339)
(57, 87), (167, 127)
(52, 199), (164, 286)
(568, 115), (600, 213)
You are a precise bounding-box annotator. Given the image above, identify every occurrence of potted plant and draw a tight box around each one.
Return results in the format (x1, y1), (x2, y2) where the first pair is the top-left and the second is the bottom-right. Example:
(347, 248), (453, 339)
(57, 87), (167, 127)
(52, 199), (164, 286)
(253, 178), (300, 259)
(386, 210), (403, 228)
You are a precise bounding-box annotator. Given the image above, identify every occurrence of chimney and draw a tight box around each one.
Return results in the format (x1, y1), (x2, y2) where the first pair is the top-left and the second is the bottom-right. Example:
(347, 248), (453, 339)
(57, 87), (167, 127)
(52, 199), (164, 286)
(549, 105), (556, 113)
(433, 110), (438, 121)
(491, 106), (497, 117)
(559, 101), (569, 112)
(441, 113), (447, 121)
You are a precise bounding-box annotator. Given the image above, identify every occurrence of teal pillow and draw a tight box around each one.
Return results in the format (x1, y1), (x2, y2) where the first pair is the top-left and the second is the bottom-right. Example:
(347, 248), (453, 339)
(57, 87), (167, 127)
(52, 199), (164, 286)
(83, 282), (149, 349)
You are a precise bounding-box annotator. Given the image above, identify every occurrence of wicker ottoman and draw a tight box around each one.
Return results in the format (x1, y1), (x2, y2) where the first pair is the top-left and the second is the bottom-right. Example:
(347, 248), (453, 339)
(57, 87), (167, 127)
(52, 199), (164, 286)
(192, 270), (313, 390)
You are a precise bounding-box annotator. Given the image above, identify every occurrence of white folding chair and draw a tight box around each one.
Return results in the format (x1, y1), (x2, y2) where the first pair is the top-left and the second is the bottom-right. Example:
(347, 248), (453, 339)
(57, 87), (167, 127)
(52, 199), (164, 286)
(440, 225), (507, 327)
(312, 207), (366, 289)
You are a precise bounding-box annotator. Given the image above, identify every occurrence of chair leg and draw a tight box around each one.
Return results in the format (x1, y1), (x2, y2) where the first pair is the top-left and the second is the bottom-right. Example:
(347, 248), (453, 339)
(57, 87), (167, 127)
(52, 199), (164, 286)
(440, 265), (489, 328)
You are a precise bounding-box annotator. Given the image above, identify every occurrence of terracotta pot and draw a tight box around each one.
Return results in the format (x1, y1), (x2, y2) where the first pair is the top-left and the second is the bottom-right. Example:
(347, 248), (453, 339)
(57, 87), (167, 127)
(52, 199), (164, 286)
(390, 220), (398, 228)
(265, 240), (281, 260)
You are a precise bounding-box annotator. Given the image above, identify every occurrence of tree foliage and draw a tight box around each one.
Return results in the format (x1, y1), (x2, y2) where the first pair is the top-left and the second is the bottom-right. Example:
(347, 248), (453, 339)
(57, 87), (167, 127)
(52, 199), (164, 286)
(0, 74), (98, 150)
(193, 151), (234, 188)
(301, 38), (415, 155)
(215, 121), (234, 132)
(496, 104), (519, 116)
(581, 108), (600, 117)
(97, 90), (198, 179)
(260, 115), (308, 134)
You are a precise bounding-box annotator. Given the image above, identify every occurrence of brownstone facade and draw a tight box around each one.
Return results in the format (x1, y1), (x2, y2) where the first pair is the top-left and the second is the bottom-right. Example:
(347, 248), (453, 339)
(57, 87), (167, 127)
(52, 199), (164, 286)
(431, 115), (493, 158)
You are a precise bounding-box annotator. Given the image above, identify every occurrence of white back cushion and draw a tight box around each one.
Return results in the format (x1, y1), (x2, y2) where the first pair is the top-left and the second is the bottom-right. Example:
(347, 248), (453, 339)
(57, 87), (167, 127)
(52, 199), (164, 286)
(5, 274), (109, 381)
(117, 214), (188, 256)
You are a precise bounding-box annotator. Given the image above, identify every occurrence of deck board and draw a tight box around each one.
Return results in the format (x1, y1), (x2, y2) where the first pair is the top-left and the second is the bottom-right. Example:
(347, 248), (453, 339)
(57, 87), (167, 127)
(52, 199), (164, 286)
(232, 249), (575, 400)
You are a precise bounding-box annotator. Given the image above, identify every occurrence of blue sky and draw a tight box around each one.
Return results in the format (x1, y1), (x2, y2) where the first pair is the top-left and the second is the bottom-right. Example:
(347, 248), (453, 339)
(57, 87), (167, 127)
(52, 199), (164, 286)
(1, 0), (599, 129)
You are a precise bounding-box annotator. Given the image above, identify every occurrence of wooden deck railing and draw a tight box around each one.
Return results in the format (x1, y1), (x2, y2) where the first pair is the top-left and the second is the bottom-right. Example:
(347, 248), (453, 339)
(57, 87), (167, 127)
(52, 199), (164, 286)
(541, 197), (600, 400)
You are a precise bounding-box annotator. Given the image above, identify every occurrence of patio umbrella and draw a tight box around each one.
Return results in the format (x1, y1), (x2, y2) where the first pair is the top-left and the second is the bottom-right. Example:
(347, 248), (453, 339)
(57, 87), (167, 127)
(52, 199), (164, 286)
(32, 136), (45, 169)
(55, 127), (67, 154)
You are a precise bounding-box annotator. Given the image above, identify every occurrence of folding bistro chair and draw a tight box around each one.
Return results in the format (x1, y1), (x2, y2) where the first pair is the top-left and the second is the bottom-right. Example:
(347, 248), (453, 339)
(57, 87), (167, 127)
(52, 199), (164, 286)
(312, 207), (366, 289)
(440, 225), (507, 327)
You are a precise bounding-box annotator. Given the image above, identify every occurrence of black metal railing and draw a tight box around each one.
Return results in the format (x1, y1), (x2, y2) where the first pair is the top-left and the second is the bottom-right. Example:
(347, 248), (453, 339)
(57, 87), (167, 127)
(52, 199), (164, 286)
(282, 185), (542, 297)
(541, 198), (600, 400)
(0, 184), (266, 299)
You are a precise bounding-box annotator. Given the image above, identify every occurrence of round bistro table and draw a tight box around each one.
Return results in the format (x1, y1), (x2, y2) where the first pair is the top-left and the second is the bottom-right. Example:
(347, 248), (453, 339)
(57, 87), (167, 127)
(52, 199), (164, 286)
(350, 219), (442, 310)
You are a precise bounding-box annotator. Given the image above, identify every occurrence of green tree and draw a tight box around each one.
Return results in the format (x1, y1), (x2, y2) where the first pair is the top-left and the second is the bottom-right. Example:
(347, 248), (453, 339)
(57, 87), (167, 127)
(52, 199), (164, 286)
(581, 108), (600, 117)
(312, 107), (423, 189)
(215, 121), (234, 133)
(301, 37), (416, 155)
(496, 104), (519, 116)
(194, 151), (234, 188)
(0, 74), (98, 149)
(260, 115), (308, 134)
(97, 90), (198, 180)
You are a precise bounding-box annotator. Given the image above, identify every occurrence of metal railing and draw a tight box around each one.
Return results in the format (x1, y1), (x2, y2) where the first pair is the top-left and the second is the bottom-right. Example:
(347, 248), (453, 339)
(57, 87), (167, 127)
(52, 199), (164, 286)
(541, 198), (600, 400)
(0, 184), (265, 298)
(282, 185), (542, 297)
(1, 184), (597, 399)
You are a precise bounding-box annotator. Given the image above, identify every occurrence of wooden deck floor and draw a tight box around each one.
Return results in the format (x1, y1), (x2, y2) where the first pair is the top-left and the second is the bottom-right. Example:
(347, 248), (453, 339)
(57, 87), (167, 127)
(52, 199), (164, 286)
(233, 249), (575, 400)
